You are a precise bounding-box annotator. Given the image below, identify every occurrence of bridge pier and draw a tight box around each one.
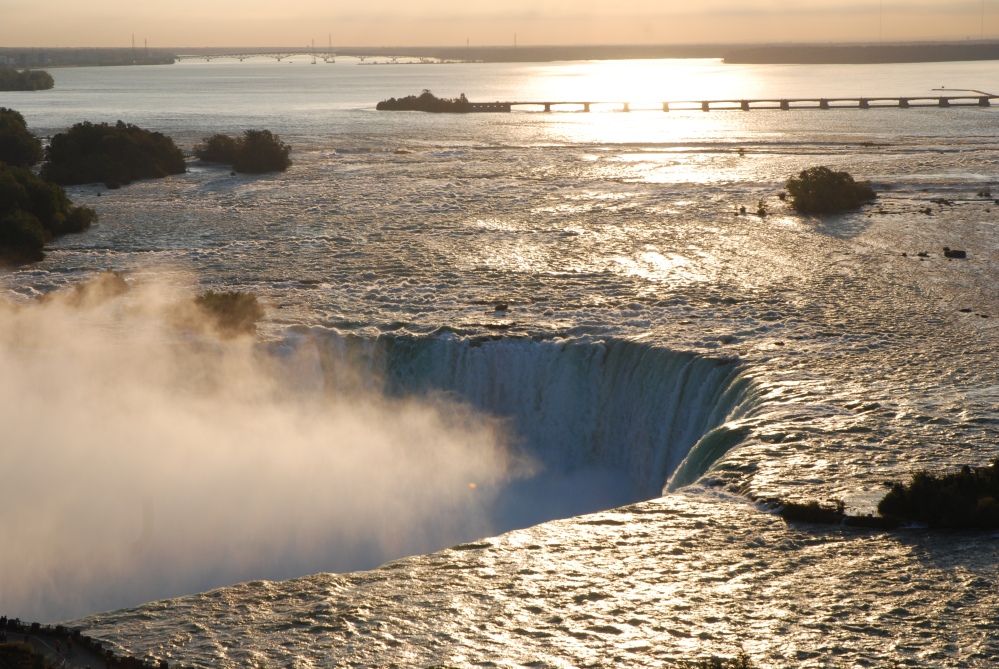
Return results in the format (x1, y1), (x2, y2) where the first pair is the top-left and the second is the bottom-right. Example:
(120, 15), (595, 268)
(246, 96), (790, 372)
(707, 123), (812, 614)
(899, 98), (910, 108)
(622, 102), (630, 112)
(980, 97), (991, 107)
(543, 103), (551, 112)
(702, 101), (711, 112)
(819, 99), (829, 109)
(939, 98), (950, 107)
(859, 99), (870, 109)
(741, 100), (750, 111)
(780, 100), (790, 110)
(583, 103), (590, 112)
(662, 102), (670, 112)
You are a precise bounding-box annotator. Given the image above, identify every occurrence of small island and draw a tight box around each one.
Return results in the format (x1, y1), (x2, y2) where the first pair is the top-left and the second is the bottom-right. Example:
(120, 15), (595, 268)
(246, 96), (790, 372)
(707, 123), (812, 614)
(193, 129), (292, 173)
(785, 166), (876, 214)
(377, 90), (510, 113)
(41, 120), (186, 187)
(0, 65), (54, 91)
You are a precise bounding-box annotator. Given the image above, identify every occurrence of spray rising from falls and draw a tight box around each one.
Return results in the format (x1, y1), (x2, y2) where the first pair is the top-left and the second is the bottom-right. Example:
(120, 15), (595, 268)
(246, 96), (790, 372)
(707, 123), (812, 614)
(0, 278), (758, 622)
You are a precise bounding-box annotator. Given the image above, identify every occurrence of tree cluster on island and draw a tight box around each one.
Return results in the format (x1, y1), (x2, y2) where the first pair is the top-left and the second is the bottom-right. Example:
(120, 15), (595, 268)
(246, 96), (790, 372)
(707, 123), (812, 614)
(193, 129), (292, 173)
(0, 65), (54, 91)
(41, 120), (186, 188)
(785, 166), (876, 214)
(376, 89), (473, 113)
(0, 108), (96, 265)
(0, 105), (296, 265)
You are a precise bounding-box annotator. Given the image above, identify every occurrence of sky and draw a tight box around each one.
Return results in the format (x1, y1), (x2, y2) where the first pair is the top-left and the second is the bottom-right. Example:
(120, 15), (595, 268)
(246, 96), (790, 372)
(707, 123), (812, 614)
(0, 0), (995, 48)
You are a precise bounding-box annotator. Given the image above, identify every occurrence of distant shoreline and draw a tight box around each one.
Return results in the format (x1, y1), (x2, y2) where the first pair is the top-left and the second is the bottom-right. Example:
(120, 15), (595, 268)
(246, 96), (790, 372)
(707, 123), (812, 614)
(2, 42), (998, 68)
(724, 43), (999, 65)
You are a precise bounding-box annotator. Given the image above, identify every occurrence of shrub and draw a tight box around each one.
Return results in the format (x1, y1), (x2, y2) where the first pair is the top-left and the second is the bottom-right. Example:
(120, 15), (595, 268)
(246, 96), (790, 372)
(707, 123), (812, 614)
(194, 130), (291, 173)
(41, 120), (186, 186)
(0, 163), (96, 265)
(195, 290), (264, 335)
(169, 290), (264, 337)
(194, 133), (240, 163)
(877, 457), (999, 528)
(0, 107), (43, 166)
(233, 130), (291, 173)
(41, 270), (131, 307)
(785, 166), (876, 214)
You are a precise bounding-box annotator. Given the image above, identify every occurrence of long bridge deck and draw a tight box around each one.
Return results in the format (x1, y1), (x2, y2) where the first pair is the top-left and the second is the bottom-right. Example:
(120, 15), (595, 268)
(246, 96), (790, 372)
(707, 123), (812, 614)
(495, 95), (996, 112)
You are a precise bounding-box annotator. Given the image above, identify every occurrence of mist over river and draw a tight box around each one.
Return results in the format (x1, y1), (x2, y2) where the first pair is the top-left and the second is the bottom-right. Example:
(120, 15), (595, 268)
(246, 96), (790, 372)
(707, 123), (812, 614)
(2, 57), (999, 666)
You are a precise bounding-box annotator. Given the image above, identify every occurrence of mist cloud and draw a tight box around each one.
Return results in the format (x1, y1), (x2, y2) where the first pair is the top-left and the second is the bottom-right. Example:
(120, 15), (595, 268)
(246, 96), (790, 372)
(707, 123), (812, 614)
(0, 275), (524, 622)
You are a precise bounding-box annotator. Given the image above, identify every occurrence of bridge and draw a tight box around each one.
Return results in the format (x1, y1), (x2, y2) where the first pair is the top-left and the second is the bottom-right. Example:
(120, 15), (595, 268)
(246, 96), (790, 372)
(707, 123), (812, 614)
(173, 51), (470, 64)
(497, 93), (996, 113)
(175, 51), (337, 63)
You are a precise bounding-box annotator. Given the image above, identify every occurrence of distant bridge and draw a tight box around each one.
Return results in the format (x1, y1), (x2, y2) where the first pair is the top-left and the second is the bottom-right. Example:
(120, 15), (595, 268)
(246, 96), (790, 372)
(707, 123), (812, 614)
(173, 51), (469, 64)
(175, 51), (337, 63)
(457, 94), (998, 113)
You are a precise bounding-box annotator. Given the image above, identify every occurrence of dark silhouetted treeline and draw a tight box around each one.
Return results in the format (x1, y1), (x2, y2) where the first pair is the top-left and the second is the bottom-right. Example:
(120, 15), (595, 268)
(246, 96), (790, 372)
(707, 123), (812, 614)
(377, 90), (472, 112)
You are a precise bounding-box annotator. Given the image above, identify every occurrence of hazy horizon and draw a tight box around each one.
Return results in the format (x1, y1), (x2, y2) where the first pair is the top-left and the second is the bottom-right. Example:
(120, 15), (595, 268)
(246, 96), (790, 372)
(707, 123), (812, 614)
(1, 0), (995, 49)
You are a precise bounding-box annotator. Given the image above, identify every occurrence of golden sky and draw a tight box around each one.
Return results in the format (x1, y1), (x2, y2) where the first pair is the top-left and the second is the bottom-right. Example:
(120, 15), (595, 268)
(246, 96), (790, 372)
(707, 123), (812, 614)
(0, 0), (994, 47)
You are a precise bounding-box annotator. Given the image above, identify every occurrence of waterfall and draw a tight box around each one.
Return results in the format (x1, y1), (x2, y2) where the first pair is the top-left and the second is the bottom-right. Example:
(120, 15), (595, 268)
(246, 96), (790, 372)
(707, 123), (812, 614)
(309, 332), (758, 501)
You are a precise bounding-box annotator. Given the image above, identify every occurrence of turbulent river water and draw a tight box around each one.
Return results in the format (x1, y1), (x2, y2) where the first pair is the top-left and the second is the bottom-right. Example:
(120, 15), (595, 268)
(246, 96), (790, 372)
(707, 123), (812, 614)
(2, 57), (999, 667)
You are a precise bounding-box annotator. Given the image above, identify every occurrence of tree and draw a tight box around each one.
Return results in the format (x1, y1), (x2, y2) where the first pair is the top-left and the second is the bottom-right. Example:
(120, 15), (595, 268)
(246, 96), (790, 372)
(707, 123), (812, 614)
(194, 133), (240, 163)
(0, 107), (43, 167)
